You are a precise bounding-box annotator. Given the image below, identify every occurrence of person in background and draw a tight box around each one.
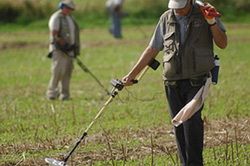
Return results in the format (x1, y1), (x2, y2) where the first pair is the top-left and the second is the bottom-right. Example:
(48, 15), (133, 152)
(122, 0), (227, 165)
(46, 0), (80, 100)
(106, 0), (125, 38)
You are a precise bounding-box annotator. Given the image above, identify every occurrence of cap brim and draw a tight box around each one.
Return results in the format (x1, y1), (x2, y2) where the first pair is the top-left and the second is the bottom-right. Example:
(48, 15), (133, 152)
(168, 0), (187, 9)
(65, 5), (75, 10)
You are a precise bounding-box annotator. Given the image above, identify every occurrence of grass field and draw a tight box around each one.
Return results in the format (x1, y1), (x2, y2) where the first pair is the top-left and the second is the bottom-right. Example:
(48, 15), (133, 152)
(0, 22), (249, 165)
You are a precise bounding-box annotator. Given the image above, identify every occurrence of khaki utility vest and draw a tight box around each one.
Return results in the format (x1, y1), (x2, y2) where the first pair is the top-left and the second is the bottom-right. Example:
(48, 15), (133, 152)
(161, 5), (214, 81)
(49, 11), (80, 56)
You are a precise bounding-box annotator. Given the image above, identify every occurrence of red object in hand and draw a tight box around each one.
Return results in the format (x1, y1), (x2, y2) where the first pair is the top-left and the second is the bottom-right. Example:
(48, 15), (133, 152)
(196, 1), (221, 19)
(202, 6), (221, 19)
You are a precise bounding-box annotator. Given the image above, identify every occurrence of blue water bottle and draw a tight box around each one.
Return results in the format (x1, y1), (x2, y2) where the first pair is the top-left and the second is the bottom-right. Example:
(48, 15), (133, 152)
(211, 55), (220, 85)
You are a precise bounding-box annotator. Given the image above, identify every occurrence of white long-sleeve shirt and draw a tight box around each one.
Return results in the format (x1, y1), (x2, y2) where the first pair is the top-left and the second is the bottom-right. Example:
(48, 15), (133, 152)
(106, 0), (123, 9)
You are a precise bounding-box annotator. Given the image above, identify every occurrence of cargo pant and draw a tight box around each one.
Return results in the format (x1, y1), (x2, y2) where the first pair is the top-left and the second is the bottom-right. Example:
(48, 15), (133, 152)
(165, 79), (205, 166)
(47, 50), (74, 100)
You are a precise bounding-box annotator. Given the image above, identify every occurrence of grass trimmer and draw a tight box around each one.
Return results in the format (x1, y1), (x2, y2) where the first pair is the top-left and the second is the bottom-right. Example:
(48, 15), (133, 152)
(45, 59), (160, 166)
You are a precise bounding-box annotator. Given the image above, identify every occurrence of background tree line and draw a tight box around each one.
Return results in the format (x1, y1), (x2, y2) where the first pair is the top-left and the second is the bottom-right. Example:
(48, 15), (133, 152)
(0, 0), (250, 25)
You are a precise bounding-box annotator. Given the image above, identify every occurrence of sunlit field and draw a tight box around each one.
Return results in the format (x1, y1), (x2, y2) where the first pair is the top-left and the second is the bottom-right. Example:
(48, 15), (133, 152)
(0, 21), (249, 166)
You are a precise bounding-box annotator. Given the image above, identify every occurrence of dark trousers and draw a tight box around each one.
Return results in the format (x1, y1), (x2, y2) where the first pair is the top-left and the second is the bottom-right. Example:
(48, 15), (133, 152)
(107, 7), (122, 38)
(165, 79), (205, 166)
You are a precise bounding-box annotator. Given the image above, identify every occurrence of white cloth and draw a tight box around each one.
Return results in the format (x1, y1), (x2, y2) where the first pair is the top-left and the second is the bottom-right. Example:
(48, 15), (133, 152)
(49, 13), (60, 31)
(66, 16), (75, 45)
(106, 0), (123, 9)
(49, 13), (75, 45)
(172, 77), (212, 127)
(48, 11), (76, 57)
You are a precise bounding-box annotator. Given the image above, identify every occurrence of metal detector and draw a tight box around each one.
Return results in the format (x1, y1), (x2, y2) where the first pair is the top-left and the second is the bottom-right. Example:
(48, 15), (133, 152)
(45, 59), (160, 166)
(75, 57), (110, 95)
(59, 51), (109, 95)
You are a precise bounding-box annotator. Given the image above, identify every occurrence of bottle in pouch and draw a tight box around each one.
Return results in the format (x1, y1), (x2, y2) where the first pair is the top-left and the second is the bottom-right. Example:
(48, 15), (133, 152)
(211, 55), (220, 84)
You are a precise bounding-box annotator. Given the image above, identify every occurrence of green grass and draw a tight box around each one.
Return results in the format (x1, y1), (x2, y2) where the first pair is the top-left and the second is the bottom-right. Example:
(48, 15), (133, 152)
(203, 23), (250, 118)
(0, 23), (249, 165)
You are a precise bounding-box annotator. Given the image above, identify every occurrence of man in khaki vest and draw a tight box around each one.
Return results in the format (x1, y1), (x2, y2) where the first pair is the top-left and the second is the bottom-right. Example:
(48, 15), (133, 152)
(46, 0), (80, 100)
(122, 0), (227, 165)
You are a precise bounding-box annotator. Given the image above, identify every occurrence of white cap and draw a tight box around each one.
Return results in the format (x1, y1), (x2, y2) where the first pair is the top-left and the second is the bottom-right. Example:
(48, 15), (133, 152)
(168, 0), (188, 9)
(61, 0), (75, 10)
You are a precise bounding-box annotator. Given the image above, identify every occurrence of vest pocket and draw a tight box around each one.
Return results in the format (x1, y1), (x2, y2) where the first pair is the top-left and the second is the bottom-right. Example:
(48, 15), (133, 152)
(163, 51), (177, 77)
(163, 31), (177, 77)
(163, 31), (175, 52)
(193, 48), (214, 73)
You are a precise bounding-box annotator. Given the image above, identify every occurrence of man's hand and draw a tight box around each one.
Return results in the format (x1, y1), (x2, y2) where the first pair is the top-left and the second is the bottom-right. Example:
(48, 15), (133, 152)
(196, 2), (227, 49)
(198, 2), (221, 25)
(122, 75), (136, 86)
(56, 37), (66, 46)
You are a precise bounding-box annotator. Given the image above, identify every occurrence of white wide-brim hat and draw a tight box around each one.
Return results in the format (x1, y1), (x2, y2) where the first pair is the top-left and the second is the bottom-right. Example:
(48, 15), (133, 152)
(168, 0), (188, 9)
(61, 0), (75, 10)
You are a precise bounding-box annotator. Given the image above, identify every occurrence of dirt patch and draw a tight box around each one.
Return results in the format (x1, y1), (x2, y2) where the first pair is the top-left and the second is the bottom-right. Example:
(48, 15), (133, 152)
(0, 39), (147, 52)
(83, 39), (147, 49)
(0, 39), (145, 51)
(1, 117), (249, 165)
(0, 41), (47, 51)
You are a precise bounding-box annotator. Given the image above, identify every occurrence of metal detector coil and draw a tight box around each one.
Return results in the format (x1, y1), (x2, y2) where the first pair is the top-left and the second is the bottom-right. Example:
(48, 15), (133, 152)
(45, 158), (67, 166)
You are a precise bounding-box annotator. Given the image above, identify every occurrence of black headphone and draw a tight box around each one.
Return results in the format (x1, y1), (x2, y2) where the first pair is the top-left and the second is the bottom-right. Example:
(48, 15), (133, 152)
(58, 2), (65, 9)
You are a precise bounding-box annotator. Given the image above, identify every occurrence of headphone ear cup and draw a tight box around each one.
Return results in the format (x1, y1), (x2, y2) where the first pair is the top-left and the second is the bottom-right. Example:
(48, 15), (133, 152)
(58, 2), (63, 9)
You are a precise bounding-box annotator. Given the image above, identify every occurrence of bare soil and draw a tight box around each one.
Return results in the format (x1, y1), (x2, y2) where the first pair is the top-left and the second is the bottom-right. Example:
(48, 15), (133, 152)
(1, 117), (249, 166)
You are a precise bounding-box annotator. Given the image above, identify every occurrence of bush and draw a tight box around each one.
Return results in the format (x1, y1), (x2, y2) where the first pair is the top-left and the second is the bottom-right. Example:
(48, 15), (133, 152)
(1, 0), (250, 25)
(0, 0), (53, 24)
(0, 2), (20, 23)
(16, 0), (53, 24)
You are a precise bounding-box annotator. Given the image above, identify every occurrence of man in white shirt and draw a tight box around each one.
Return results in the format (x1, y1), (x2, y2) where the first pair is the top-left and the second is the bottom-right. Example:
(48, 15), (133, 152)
(106, 0), (124, 38)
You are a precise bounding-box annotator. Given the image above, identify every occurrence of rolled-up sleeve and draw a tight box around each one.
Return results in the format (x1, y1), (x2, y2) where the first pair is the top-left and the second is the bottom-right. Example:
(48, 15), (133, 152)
(148, 20), (164, 51)
(49, 14), (60, 31)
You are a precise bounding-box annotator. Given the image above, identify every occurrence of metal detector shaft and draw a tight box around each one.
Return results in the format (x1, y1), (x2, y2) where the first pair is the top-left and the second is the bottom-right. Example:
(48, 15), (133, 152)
(60, 51), (109, 95)
(83, 64), (152, 135)
(84, 92), (116, 133)
(75, 57), (110, 94)
(45, 58), (160, 166)
(132, 58), (160, 83)
(61, 65), (150, 164)
(62, 88), (117, 164)
(135, 66), (149, 81)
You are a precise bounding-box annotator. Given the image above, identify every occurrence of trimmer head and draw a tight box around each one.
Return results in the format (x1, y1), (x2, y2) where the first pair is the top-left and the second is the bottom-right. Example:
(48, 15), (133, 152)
(45, 158), (67, 166)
